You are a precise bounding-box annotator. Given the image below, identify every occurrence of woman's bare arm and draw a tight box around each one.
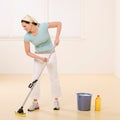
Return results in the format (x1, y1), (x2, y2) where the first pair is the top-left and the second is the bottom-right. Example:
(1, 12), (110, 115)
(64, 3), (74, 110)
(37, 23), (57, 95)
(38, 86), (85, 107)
(24, 41), (47, 62)
(48, 22), (62, 46)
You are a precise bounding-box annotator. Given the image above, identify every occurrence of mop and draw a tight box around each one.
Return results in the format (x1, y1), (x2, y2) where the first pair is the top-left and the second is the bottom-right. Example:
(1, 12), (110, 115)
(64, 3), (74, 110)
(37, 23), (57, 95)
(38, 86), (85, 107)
(15, 48), (55, 117)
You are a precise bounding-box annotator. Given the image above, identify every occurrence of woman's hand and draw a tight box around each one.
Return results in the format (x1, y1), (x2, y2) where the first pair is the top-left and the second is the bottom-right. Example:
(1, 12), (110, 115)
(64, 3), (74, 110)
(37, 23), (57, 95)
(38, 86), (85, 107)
(54, 38), (60, 46)
(41, 57), (48, 62)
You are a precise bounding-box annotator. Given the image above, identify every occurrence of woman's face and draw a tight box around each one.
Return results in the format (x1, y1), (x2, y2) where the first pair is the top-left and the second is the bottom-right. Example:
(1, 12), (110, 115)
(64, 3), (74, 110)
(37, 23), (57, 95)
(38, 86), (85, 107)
(21, 22), (32, 32)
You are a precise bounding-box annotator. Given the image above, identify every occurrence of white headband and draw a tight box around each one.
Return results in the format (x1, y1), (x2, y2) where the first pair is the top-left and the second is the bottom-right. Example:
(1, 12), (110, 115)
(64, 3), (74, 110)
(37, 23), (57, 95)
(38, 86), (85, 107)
(22, 15), (38, 24)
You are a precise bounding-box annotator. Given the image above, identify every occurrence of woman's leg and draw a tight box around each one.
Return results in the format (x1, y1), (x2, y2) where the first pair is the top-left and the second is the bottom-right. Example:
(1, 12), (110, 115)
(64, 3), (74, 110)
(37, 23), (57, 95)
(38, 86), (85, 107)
(28, 58), (44, 111)
(30, 59), (44, 99)
(47, 52), (61, 110)
(47, 52), (61, 98)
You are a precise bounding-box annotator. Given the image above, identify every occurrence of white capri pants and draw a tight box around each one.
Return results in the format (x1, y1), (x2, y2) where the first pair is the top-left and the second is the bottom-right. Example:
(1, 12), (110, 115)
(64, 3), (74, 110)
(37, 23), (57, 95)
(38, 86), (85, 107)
(30, 52), (61, 99)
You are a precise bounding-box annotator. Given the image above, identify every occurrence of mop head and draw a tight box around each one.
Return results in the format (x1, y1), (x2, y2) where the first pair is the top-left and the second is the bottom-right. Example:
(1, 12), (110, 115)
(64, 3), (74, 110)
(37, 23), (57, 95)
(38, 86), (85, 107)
(15, 107), (26, 117)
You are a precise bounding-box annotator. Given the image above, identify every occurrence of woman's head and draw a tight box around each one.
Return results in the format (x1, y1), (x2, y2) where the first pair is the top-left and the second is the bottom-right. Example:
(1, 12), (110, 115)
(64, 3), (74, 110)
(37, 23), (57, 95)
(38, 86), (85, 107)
(21, 15), (38, 32)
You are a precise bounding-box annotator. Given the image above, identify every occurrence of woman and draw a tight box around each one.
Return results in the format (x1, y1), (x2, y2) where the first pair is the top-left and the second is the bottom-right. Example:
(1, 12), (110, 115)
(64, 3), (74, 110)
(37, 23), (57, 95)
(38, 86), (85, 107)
(21, 15), (62, 111)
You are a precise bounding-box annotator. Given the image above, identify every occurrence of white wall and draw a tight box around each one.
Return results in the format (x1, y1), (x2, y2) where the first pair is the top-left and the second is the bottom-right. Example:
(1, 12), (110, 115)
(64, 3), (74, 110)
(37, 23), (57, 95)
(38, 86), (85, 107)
(78, 0), (115, 73)
(114, 0), (120, 78)
(0, 0), (115, 74)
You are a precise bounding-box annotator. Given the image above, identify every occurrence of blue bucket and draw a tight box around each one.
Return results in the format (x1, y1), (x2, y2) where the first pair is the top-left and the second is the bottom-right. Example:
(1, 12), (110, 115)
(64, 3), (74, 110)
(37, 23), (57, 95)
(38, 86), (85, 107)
(77, 93), (92, 111)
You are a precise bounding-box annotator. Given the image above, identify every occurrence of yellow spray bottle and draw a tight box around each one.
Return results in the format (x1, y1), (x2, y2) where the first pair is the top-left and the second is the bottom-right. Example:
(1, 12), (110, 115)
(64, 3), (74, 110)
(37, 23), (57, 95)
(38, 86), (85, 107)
(95, 95), (101, 111)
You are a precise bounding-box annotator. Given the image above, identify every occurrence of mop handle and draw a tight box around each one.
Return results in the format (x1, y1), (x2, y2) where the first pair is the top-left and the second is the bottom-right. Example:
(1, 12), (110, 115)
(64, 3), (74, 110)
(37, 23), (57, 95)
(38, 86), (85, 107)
(28, 47), (56, 88)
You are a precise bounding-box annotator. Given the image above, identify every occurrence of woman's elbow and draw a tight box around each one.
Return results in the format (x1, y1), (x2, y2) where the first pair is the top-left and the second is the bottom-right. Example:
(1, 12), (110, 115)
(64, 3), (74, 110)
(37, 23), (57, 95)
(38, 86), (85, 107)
(58, 22), (62, 27)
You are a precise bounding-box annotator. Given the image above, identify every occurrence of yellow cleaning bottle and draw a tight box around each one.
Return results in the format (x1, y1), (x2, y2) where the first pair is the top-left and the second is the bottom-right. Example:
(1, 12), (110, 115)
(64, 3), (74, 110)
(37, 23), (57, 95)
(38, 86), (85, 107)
(95, 95), (101, 111)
